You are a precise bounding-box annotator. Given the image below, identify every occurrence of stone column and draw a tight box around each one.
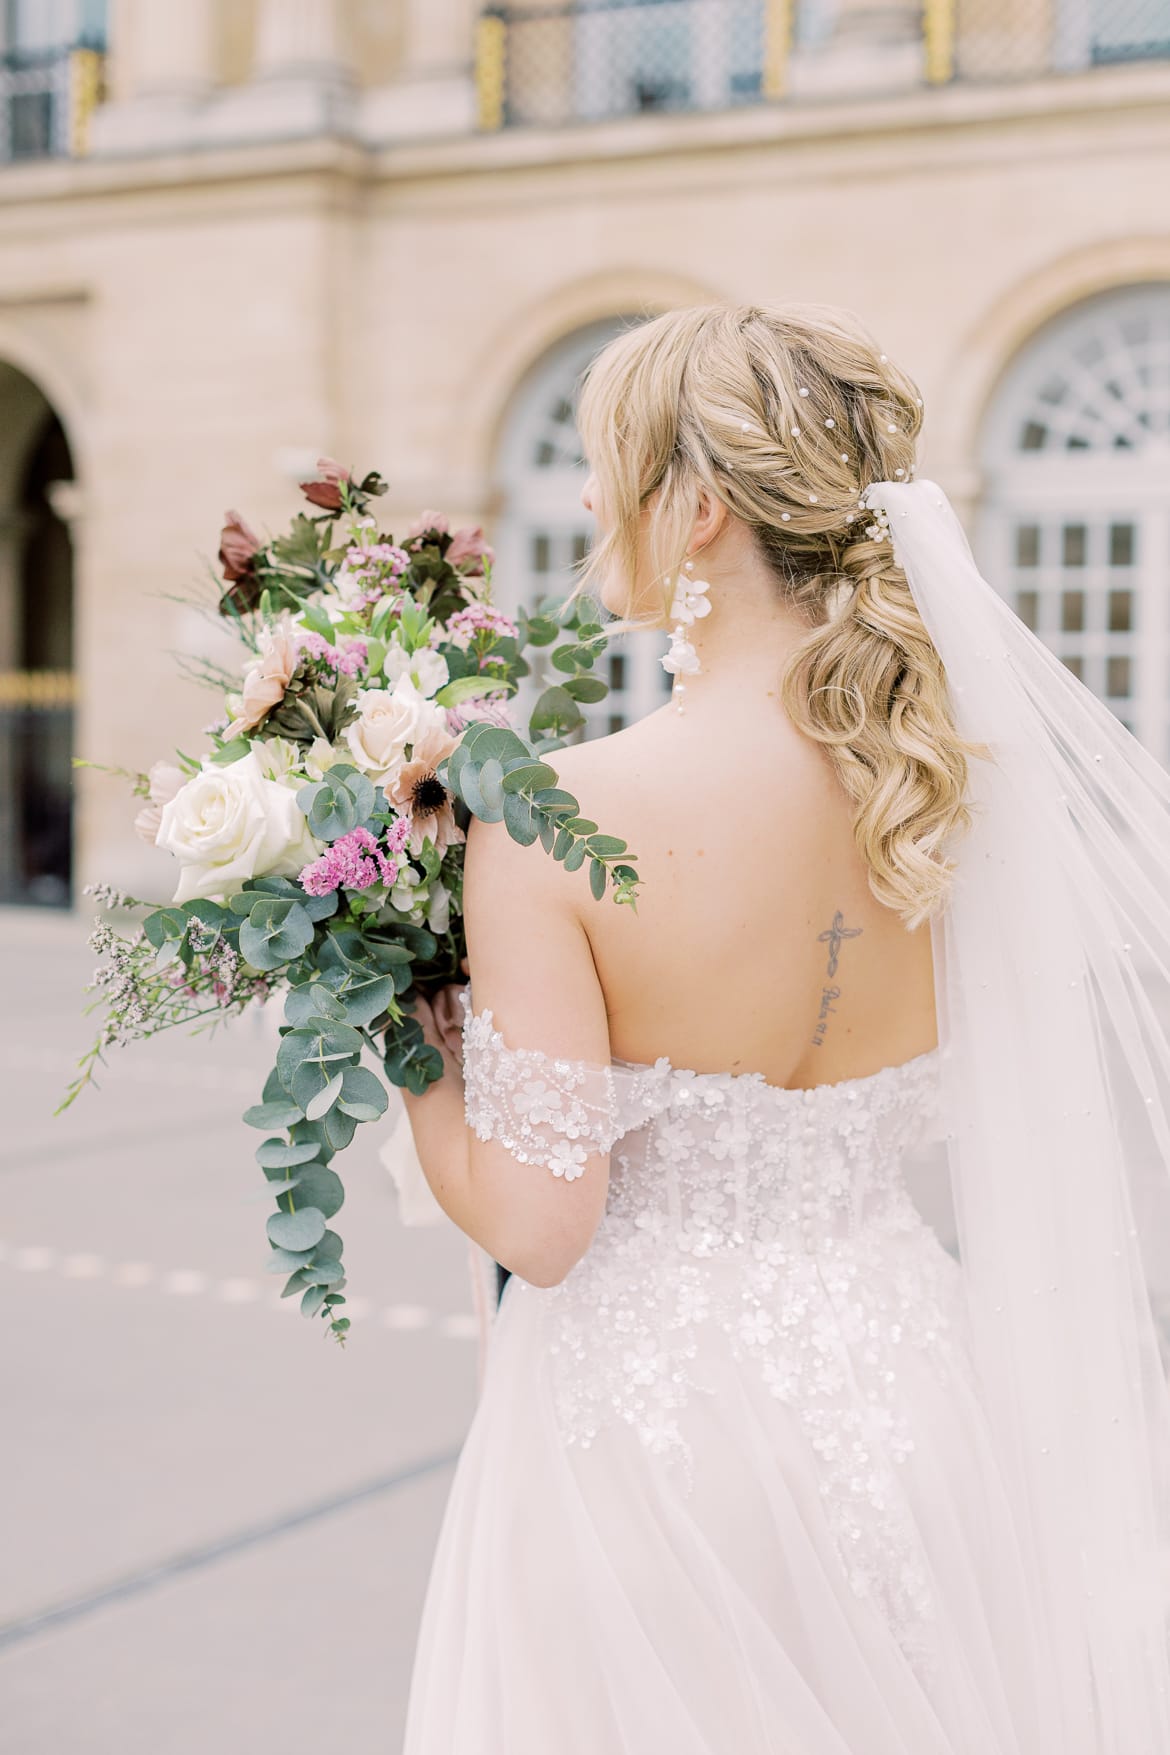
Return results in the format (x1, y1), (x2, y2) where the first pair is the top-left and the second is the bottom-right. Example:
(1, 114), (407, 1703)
(790, 0), (925, 99)
(362, 0), (477, 143)
(253, 0), (349, 80)
(203, 0), (355, 143)
(88, 0), (218, 154)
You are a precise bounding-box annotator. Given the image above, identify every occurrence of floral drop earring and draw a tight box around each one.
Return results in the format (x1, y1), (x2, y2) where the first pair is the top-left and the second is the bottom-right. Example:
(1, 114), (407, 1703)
(660, 559), (711, 715)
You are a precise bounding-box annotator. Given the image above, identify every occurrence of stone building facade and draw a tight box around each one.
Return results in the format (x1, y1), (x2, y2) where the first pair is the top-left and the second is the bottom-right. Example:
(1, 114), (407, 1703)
(0, 0), (1167, 904)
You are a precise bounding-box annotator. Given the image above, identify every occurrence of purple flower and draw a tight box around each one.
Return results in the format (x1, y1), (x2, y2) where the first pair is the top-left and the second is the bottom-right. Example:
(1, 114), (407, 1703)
(299, 820), (410, 898)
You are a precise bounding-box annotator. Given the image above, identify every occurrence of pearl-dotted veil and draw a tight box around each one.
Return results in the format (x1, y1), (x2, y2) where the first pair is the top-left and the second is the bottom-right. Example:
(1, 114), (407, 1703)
(864, 477), (1170, 1747)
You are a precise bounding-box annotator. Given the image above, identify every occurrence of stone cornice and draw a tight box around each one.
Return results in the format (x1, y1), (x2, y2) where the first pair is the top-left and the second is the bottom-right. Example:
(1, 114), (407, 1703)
(0, 59), (1164, 212)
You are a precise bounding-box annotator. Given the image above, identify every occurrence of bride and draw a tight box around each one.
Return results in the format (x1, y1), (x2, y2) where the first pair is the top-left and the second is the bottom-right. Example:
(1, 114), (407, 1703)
(397, 303), (1170, 1751)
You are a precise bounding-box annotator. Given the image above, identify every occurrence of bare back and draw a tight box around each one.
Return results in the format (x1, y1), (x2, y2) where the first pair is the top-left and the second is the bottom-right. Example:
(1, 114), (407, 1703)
(549, 694), (938, 1091)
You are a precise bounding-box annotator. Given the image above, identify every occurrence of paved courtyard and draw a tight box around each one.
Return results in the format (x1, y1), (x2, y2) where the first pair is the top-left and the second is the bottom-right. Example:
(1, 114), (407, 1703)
(0, 907), (479, 1753)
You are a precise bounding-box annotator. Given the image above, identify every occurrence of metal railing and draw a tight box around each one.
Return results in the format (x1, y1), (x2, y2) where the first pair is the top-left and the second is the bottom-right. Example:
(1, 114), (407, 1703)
(0, 42), (104, 163)
(475, 1), (1170, 130)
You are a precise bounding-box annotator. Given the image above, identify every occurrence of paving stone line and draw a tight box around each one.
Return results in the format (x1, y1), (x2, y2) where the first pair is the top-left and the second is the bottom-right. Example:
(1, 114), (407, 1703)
(0, 1242), (478, 1338)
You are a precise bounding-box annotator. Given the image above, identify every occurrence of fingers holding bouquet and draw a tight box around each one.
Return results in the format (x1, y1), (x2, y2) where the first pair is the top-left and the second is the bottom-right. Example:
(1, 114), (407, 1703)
(412, 958), (470, 1072)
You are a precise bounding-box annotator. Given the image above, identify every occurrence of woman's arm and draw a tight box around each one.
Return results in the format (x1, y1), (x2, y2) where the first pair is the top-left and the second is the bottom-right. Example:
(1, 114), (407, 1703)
(399, 813), (614, 1288)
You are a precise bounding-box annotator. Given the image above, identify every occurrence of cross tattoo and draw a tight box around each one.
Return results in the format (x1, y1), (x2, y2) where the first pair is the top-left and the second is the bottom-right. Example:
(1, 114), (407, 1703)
(818, 911), (863, 977)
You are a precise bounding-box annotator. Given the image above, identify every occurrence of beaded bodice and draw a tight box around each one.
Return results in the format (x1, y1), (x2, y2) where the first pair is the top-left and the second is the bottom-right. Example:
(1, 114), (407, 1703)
(460, 993), (972, 1663)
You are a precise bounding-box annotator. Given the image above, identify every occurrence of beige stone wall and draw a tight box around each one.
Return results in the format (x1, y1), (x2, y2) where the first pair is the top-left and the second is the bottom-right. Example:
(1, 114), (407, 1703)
(0, 11), (1167, 901)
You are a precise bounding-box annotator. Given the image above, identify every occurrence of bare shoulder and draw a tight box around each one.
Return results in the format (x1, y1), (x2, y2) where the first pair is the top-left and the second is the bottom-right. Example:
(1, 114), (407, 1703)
(538, 708), (672, 812)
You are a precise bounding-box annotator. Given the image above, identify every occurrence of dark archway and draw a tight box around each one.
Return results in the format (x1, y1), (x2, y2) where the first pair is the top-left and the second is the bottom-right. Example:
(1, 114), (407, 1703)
(0, 362), (76, 906)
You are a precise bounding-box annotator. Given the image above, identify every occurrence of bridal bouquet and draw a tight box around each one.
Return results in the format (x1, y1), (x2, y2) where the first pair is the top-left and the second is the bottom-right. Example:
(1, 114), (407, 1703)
(64, 460), (639, 1342)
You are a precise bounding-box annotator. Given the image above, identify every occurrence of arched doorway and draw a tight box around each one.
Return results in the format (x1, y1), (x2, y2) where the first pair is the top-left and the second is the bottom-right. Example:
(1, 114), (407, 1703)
(977, 283), (1170, 763)
(0, 361), (76, 906)
(493, 315), (673, 736)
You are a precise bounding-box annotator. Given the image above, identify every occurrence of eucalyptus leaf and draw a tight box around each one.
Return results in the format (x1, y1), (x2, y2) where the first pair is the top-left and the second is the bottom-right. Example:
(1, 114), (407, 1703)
(529, 685), (583, 736)
(284, 983), (349, 1027)
(239, 898), (314, 971)
(502, 790), (539, 846)
(305, 1070), (345, 1122)
(265, 1245), (316, 1274)
(267, 1207), (327, 1252)
(532, 788), (577, 812)
(283, 1163), (345, 1219)
(562, 675), (608, 703)
(589, 857), (607, 901)
(524, 614), (560, 646)
(300, 1260), (346, 1288)
(476, 757), (505, 816)
(255, 1137), (320, 1170)
(325, 970), (396, 1028)
(457, 762), (487, 819)
(321, 1105), (359, 1153)
(500, 761), (557, 795)
(563, 839), (587, 873)
(336, 1065), (390, 1121)
(243, 1099), (304, 1130)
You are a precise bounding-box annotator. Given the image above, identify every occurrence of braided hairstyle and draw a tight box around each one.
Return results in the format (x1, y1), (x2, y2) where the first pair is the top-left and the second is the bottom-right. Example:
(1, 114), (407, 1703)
(572, 301), (986, 928)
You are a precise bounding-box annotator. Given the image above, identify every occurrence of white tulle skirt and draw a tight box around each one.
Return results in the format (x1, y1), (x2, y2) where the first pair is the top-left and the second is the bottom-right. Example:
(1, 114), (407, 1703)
(401, 1267), (1061, 1755)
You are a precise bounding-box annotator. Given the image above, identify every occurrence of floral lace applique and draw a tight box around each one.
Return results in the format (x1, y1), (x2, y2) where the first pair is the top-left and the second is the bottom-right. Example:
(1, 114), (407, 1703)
(519, 1049), (968, 1671)
(459, 989), (670, 1179)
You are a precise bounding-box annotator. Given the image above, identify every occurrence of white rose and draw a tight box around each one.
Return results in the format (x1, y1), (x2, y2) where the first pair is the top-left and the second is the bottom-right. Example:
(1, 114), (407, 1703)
(383, 642), (449, 698)
(344, 677), (445, 786)
(156, 750), (322, 904)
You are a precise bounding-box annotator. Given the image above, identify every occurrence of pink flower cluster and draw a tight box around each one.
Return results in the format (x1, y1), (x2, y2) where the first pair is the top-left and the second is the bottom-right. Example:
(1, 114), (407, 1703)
(346, 541), (410, 575)
(299, 818), (411, 898)
(445, 603), (519, 651)
(445, 693), (514, 734)
(335, 541), (410, 610)
(296, 631), (369, 678)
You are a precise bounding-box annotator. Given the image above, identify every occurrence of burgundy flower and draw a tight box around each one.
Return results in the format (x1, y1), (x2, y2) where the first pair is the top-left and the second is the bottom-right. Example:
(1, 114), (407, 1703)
(446, 525), (495, 574)
(298, 456), (351, 512)
(219, 509), (261, 582)
(218, 510), (265, 615)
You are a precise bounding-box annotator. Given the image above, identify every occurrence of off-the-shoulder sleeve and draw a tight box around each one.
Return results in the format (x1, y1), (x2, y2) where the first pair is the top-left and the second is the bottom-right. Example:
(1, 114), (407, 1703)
(459, 989), (623, 1180)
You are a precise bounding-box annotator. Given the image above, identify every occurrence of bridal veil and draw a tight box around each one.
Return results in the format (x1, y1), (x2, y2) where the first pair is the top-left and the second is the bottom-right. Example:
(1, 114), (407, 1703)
(863, 477), (1170, 1748)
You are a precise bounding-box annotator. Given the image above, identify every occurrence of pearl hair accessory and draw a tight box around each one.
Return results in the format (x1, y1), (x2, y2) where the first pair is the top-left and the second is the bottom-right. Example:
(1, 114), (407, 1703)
(661, 557), (712, 714)
(863, 503), (894, 543)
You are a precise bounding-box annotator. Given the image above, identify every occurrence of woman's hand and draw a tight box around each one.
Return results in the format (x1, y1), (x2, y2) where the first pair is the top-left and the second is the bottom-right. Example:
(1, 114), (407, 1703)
(409, 959), (470, 1083)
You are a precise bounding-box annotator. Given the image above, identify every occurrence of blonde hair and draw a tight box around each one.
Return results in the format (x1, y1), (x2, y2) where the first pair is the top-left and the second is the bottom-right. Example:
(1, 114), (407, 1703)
(572, 301), (986, 929)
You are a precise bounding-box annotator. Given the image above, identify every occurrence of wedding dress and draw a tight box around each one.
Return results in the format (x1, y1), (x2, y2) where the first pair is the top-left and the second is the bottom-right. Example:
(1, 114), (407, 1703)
(401, 997), (1052, 1753)
(399, 480), (1170, 1752)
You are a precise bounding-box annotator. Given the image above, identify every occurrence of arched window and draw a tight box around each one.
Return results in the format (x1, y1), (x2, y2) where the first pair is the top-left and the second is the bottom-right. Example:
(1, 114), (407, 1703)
(978, 283), (1170, 763)
(494, 316), (673, 737)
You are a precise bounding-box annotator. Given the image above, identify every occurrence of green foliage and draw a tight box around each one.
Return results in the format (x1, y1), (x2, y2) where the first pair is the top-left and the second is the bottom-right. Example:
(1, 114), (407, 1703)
(443, 718), (640, 910)
(69, 485), (648, 1352)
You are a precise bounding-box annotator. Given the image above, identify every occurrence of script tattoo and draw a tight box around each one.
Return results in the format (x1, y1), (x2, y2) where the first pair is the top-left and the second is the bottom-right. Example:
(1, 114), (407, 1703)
(812, 910), (863, 1048)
